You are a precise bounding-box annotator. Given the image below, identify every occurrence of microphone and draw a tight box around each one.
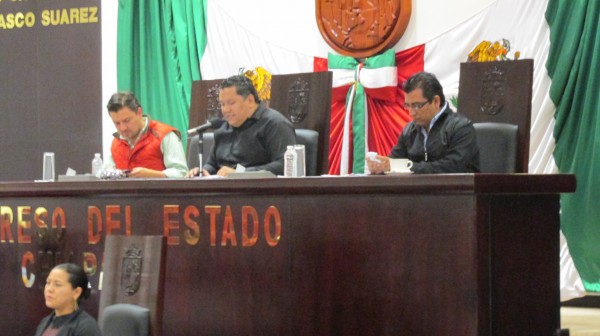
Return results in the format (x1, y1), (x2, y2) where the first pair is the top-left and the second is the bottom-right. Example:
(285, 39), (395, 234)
(186, 118), (225, 137)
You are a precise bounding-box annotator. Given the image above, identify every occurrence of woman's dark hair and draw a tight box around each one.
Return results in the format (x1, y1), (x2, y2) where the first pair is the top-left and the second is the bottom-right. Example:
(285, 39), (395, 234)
(106, 91), (142, 113)
(53, 263), (90, 303)
(402, 72), (446, 106)
(220, 75), (260, 103)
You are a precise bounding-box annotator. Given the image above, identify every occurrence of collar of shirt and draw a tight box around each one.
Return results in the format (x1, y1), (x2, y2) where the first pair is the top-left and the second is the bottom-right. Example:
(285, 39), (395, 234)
(232, 102), (266, 131)
(428, 101), (448, 132)
(420, 101), (448, 135)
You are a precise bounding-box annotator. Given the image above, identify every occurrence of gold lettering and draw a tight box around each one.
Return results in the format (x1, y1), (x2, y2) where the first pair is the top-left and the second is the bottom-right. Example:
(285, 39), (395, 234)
(34, 207), (49, 229)
(163, 205), (180, 245)
(264, 206), (281, 246)
(87, 206), (102, 244)
(124, 205), (132, 235)
(51, 207), (66, 229)
(17, 206), (32, 243)
(183, 206), (200, 245)
(40, 10), (50, 26)
(59, 9), (69, 25)
(242, 206), (259, 247)
(79, 7), (88, 23)
(50, 10), (59, 26)
(21, 251), (35, 288)
(82, 252), (97, 276)
(69, 8), (79, 24)
(37, 7), (98, 27)
(88, 7), (98, 23)
(105, 205), (121, 235)
(221, 206), (237, 246)
(205, 206), (221, 246)
(0, 206), (14, 243)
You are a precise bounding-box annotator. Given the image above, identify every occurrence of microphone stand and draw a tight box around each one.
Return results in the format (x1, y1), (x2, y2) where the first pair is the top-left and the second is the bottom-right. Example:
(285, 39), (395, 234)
(197, 133), (204, 169)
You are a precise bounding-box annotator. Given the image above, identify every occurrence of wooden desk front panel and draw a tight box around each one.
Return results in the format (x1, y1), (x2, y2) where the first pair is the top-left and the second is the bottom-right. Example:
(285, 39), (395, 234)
(0, 175), (571, 335)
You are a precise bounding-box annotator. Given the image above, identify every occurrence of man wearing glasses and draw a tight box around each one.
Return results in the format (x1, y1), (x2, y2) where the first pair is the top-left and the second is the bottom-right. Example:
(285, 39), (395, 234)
(367, 71), (480, 174)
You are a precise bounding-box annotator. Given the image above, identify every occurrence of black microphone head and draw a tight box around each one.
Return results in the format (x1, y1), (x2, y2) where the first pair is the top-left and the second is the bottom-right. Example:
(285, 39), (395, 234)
(209, 118), (225, 129)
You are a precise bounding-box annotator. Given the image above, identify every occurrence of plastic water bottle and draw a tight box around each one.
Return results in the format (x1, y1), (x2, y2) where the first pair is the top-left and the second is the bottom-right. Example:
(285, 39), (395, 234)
(284, 145), (297, 177)
(91, 153), (103, 176)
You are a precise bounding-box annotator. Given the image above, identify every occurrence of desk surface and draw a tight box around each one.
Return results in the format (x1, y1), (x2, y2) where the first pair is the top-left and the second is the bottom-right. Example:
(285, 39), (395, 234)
(0, 173), (577, 196)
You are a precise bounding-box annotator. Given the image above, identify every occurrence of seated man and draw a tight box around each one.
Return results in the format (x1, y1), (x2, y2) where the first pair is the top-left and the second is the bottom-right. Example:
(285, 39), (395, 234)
(367, 72), (480, 174)
(103, 92), (188, 178)
(187, 75), (296, 177)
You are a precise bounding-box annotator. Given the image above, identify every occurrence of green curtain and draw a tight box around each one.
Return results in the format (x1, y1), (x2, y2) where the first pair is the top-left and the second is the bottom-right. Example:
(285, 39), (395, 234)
(546, 0), (600, 291)
(117, 0), (207, 143)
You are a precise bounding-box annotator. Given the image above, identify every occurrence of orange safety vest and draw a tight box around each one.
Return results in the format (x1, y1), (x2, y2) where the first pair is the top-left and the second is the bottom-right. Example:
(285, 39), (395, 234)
(111, 118), (180, 171)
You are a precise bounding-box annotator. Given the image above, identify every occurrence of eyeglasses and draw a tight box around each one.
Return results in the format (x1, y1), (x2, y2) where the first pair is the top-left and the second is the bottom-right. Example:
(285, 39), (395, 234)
(403, 100), (430, 111)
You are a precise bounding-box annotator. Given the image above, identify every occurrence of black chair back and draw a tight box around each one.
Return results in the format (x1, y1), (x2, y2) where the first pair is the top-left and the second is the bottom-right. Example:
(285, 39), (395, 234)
(99, 303), (150, 336)
(474, 122), (518, 173)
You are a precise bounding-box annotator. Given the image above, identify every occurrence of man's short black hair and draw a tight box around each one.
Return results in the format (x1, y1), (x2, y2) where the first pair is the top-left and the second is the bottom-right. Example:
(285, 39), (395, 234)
(220, 75), (260, 103)
(403, 72), (446, 106)
(106, 92), (141, 113)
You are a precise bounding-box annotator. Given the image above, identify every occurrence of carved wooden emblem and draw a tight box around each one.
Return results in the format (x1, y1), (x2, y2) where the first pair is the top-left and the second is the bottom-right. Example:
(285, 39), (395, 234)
(287, 78), (310, 123)
(480, 65), (506, 115)
(316, 0), (412, 58)
(121, 244), (142, 296)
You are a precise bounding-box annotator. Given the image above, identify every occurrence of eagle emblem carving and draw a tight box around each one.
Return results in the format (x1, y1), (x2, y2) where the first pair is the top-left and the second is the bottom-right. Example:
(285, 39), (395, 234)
(316, 0), (412, 58)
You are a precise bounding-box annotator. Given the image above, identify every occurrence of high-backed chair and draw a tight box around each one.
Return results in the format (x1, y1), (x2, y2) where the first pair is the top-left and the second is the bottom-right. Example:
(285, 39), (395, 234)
(457, 60), (533, 173)
(99, 303), (150, 336)
(187, 72), (332, 175)
(98, 235), (166, 336)
(473, 122), (518, 173)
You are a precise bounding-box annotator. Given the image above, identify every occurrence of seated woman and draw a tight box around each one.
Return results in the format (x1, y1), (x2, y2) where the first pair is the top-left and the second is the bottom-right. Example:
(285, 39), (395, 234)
(35, 263), (102, 336)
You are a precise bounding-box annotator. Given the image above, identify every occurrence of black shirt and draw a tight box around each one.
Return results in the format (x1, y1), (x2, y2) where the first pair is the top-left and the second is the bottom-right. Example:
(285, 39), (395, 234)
(204, 103), (296, 175)
(35, 309), (102, 336)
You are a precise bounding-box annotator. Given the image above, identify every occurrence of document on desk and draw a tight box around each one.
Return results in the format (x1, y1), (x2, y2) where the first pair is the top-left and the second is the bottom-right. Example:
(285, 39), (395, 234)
(226, 171), (276, 179)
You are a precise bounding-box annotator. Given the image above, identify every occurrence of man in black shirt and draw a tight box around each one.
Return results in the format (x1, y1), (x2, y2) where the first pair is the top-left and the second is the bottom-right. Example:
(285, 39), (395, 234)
(187, 75), (296, 177)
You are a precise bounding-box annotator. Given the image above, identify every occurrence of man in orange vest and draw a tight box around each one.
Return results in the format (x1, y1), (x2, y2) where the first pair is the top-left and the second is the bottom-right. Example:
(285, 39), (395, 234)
(103, 92), (188, 178)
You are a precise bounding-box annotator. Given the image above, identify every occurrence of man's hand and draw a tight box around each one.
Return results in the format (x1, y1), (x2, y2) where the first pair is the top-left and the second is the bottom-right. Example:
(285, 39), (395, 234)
(186, 167), (200, 178)
(186, 167), (214, 177)
(366, 155), (391, 174)
(216, 166), (236, 177)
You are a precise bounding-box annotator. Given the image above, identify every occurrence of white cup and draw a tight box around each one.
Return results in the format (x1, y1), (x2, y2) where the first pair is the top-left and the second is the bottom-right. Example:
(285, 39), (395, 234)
(390, 158), (413, 173)
(42, 152), (55, 181)
(294, 144), (306, 177)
